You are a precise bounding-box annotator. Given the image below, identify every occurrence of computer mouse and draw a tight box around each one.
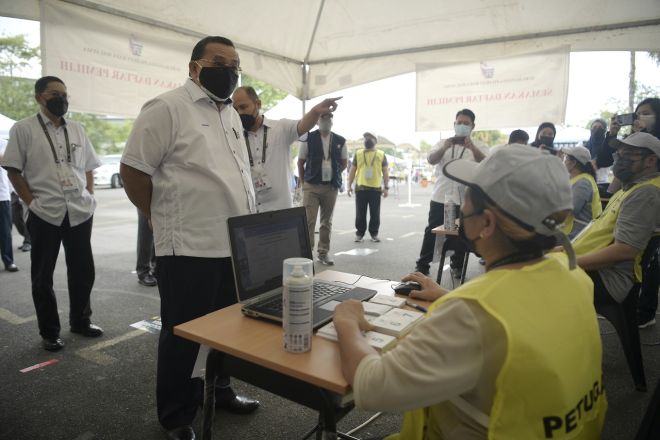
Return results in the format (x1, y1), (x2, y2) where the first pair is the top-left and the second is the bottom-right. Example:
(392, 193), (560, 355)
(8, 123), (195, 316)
(393, 281), (422, 296)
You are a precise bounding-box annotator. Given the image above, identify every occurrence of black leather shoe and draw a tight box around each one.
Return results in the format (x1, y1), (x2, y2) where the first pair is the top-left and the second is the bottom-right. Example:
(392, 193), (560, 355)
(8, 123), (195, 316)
(70, 324), (104, 337)
(165, 425), (195, 440)
(138, 273), (157, 287)
(216, 395), (260, 414)
(5, 263), (19, 272)
(42, 337), (64, 351)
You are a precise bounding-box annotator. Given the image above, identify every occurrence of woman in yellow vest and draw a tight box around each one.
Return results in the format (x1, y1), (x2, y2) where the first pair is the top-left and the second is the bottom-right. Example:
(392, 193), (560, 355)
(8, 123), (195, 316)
(333, 145), (606, 440)
(560, 145), (602, 239)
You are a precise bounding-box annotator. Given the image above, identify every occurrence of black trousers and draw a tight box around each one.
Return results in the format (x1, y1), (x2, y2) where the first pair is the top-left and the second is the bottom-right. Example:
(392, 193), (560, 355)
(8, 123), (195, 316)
(156, 255), (238, 430)
(27, 212), (95, 338)
(638, 236), (660, 321)
(586, 270), (618, 307)
(136, 209), (156, 278)
(355, 189), (382, 237)
(0, 200), (13, 267)
(415, 200), (464, 272)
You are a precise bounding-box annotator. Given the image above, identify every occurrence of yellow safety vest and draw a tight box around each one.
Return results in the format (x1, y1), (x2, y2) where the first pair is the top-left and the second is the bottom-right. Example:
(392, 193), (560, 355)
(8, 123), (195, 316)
(355, 149), (385, 188)
(572, 175), (660, 282)
(561, 173), (602, 235)
(387, 255), (606, 440)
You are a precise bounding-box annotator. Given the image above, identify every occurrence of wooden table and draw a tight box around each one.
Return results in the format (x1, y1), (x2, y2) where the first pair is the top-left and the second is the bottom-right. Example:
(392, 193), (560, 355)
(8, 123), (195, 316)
(431, 225), (470, 285)
(174, 270), (425, 440)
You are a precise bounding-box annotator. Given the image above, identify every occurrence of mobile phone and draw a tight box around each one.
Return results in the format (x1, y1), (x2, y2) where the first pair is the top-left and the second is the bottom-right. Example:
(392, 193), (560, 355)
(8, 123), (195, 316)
(452, 136), (465, 145)
(616, 113), (635, 126)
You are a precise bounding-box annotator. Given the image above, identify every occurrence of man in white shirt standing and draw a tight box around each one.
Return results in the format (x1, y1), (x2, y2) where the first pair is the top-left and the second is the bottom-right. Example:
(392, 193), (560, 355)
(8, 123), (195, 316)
(0, 137), (19, 272)
(414, 109), (489, 277)
(1, 76), (103, 352)
(231, 86), (339, 212)
(120, 36), (258, 440)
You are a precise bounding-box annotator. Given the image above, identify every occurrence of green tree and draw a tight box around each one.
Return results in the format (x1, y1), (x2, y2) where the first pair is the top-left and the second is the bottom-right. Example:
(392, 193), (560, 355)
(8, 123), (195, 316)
(0, 76), (37, 121)
(472, 130), (506, 146)
(419, 140), (433, 155)
(0, 35), (39, 77)
(241, 74), (287, 111)
(67, 113), (134, 154)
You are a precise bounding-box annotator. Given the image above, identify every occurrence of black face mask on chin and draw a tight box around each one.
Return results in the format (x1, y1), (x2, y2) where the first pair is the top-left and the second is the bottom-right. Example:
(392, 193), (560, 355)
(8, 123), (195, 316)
(458, 215), (483, 258)
(240, 113), (257, 130)
(612, 157), (638, 183)
(198, 66), (238, 101)
(46, 96), (68, 117)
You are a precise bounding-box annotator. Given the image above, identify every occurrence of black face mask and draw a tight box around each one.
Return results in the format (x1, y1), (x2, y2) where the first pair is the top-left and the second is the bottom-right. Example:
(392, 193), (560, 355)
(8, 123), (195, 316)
(198, 66), (238, 101)
(46, 96), (68, 117)
(240, 114), (256, 130)
(458, 212), (483, 258)
(364, 139), (375, 149)
(539, 135), (554, 147)
(612, 157), (637, 183)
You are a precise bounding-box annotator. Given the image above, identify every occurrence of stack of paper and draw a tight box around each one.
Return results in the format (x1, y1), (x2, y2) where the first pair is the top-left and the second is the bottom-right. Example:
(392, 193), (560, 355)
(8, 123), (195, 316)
(369, 294), (406, 308)
(316, 319), (396, 351)
(362, 301), (393, 316)
(370, 308), (424, 337)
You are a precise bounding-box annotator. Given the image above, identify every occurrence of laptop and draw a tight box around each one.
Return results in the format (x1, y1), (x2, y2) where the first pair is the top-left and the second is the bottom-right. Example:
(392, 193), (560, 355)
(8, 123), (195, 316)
(227, 207), (377, 329)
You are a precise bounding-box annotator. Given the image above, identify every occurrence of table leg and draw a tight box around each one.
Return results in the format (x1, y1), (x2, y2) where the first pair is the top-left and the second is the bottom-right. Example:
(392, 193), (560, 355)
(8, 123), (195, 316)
(436, 240), (450, 284)
(460, 252), (470, 284)
(201, 350), (221, 440)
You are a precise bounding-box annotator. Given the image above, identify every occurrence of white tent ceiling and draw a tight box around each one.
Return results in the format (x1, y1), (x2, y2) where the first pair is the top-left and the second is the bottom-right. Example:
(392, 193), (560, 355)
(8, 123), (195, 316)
(2, 0), (660, 100)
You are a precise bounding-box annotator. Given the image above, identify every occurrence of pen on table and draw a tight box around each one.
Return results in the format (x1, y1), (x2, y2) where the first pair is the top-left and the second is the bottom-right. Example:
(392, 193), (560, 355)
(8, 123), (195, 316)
(405, 301), (428, 313)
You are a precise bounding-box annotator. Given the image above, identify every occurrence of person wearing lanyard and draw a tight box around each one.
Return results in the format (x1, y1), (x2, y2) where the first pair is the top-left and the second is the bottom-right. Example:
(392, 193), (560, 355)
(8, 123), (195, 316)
(120, 36), (260, 440)
(333, 145), (606, 440)
(297, 113), (348, 266)
(1, 76), (103, 352)
(414, 109), (489, 278)
(347, 132), (389, 243)
(231, 86), (340, 212)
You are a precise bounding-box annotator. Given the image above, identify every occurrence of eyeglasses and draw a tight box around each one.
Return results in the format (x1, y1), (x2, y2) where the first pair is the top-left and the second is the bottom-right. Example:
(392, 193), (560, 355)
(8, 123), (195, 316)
(197, 59), (242, 74)
(613, 150), (648, 161)
(459, 210), (483, 222)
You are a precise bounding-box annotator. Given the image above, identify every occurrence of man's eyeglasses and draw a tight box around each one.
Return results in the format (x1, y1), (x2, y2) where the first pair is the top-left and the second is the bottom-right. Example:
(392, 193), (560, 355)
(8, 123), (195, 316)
(614, 149), (649, 161)
(197, 59), (242, 74)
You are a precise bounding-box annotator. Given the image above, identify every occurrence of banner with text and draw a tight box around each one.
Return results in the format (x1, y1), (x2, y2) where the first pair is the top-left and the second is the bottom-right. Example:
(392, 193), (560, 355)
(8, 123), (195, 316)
(415, 48), (569, 131)
(43, 0), (197, 117)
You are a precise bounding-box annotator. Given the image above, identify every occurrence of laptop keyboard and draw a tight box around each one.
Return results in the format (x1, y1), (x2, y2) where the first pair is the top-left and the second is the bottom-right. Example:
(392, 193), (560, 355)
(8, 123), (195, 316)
(267, 281), (351, 312)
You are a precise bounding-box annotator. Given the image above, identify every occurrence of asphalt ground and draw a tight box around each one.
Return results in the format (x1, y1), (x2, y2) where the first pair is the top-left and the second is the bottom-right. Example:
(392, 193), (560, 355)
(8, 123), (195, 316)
(0, 181), (658, 440)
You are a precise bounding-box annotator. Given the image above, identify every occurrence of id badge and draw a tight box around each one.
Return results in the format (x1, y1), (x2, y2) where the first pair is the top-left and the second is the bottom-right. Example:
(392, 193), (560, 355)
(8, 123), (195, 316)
(365, 167), (374, 180)
(321, 160), (332, 182)
(251, 168), (273, 194)
(57, 164), (79, 193)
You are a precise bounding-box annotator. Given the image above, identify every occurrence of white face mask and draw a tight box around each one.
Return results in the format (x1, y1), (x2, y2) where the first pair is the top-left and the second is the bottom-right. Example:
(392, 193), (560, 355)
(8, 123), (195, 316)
(638, 114), (656, 132)
(454, 123), (472, 137)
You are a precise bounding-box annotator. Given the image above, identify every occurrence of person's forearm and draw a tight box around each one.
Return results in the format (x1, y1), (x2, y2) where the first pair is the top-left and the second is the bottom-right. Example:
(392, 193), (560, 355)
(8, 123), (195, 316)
(6, 169), (34, 205)
(86, 171), (94, 194)
(297, 112), (321, 136)
(297, 160), (306, 185)
(470, 145), (486, 162)
(383, 168), (389, 188)
(428, 145), (449, 165)
(577, 242), (640, 271)
(347, 167), (357, 188)
(120, 163), (153, 217)
(335, 319), (378, 385)
(339, 158), (347, 172)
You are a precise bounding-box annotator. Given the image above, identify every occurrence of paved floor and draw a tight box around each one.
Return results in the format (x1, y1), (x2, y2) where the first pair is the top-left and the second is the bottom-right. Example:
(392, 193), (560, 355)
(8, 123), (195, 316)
(0, 183), (658, 439)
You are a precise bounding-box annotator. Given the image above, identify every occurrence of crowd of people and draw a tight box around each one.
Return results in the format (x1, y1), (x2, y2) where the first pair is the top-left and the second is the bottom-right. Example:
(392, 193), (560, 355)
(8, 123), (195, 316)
(1, 33), (659, 440)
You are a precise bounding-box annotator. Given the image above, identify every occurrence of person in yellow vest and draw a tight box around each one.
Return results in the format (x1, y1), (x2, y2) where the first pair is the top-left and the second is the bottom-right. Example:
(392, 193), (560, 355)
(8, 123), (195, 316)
(333, 145), (606, 440)
(560, 145), (602, 239)
(573, 132), (660, 312)
(347, 132), (389, 242)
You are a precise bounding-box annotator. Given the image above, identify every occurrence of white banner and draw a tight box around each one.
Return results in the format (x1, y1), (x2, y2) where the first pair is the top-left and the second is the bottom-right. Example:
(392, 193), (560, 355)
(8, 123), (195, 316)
(42, 0), (197, 117)
(415, 48), (569, 131)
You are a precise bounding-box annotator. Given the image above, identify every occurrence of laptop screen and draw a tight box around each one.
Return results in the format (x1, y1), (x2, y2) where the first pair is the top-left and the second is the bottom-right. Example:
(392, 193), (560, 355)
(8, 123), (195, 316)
(227, 207), (312, 302)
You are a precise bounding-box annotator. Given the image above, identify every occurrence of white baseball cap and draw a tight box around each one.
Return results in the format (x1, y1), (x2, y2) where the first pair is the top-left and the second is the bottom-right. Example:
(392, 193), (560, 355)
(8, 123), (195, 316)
(442, 144), (572, 237)
(619, 132), (660, 158)
(562, 145), (592, 165)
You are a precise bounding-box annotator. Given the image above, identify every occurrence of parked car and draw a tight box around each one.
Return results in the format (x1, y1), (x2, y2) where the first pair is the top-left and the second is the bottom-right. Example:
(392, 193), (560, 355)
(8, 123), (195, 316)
(94, 154), (123, 188)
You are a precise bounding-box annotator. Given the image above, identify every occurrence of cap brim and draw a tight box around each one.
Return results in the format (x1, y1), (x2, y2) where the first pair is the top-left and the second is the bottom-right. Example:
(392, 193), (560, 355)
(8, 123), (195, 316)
(442, 159), (479, 187)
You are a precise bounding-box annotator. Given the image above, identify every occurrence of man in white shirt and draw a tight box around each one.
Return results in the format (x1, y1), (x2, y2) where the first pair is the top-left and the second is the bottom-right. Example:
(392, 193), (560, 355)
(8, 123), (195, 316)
(0, 138), (18, 272)
(1, 76), (103, 352)
(120, 36), (258, 440)
(414, 108), (489, 277)
(231, 86), (339, 212)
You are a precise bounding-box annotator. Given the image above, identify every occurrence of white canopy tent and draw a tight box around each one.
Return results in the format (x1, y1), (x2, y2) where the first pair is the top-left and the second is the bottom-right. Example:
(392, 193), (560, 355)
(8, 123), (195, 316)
(2, 0), (659, 108)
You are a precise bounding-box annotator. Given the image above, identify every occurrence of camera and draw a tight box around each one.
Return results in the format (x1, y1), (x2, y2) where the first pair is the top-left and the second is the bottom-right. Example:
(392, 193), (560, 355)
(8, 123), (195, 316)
(616, 113), (635, 126)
